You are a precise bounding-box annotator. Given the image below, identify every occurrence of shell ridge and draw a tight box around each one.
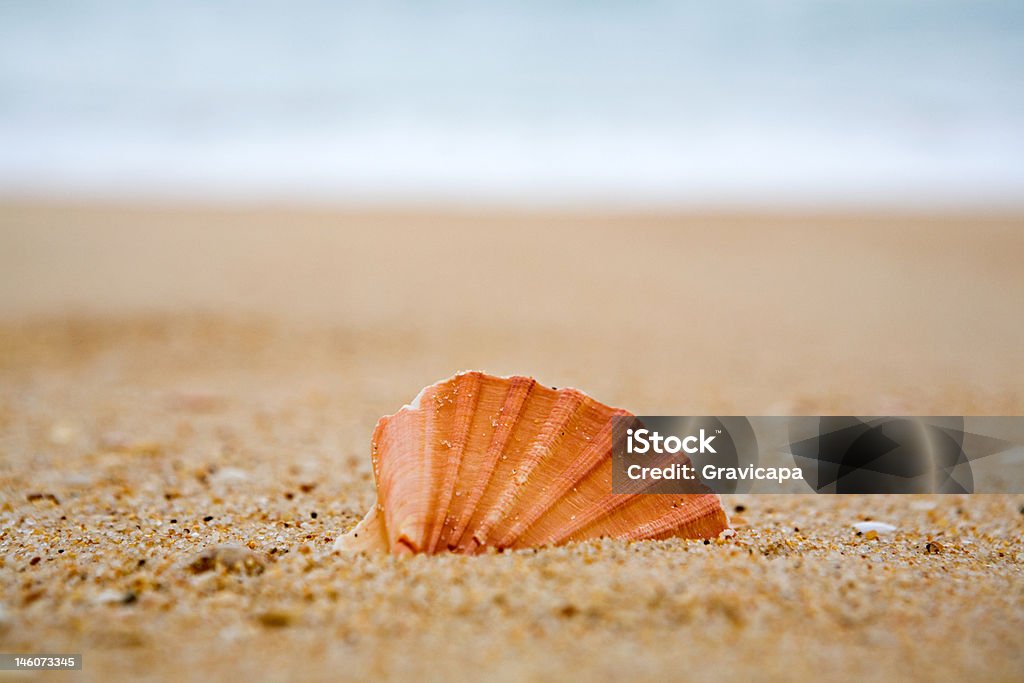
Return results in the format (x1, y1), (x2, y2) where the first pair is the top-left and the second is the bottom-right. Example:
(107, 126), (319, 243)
(495, 408), (630, 547)
(446, 377), (536, 551)
(512, 417), (642, 546)
(530, 452), (715, 546)
(542, 491), (634, 545)
(379, 400), (434, 552)
(373, 415), (404, 551)
(419, 382), (449, 553)
(611, 493), (727, 541)
(370, 415), (403, 551)
(558, 487), (725, 544)
(472, 389), (587, 548)
(424, 372), (482, 552)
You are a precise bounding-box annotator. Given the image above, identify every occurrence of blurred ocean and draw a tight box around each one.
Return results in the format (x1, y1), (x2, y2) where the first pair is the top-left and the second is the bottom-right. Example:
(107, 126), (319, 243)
(1, 1), (1022, 207)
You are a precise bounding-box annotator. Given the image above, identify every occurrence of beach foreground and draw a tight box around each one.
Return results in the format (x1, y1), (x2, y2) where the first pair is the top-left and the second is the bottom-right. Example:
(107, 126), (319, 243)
(1, 202), (1022, 681)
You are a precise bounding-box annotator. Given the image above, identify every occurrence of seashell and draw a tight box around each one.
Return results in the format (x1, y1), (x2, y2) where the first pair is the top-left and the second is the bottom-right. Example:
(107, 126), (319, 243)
(336, 372), (728, 554)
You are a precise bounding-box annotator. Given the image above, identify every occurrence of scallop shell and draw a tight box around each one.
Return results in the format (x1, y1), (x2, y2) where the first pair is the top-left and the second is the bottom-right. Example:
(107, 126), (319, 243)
(336, 372), (728, 554)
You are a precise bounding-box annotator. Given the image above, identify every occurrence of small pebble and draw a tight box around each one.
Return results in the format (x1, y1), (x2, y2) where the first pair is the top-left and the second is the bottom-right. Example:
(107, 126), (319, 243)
(852, 522), (897, 534)
(26, 493), (60, 505)
(188, 545), (265, 576)
(256, 610), (294, 628)
(210, 467), (249, 485)
(48, 422), (79, 445)
(95, 589), (135, 605)
(100, 433), (163, 456)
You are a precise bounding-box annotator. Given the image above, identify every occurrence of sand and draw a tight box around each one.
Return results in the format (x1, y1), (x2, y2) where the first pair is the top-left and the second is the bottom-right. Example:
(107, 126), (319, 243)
(0, 200), (1022, 682)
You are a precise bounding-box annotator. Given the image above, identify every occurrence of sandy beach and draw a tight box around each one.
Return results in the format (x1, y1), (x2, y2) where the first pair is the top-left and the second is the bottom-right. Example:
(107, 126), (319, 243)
(1, 200), (1022, 681)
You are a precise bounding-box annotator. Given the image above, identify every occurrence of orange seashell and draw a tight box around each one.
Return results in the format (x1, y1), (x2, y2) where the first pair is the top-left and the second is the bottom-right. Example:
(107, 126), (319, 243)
(336, 372), (729, 554)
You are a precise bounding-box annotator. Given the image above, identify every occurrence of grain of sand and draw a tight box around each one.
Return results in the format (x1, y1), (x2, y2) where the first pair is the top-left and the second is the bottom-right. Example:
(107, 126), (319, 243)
(1, 201), (1022, 682)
